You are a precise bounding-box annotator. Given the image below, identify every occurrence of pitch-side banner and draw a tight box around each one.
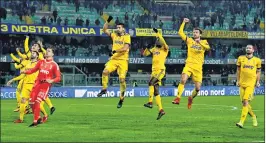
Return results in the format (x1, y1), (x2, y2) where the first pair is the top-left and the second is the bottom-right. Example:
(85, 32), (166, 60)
(0, 23), (136, 37)
(2, 55), (265, 64)
(1, 86), (264, 99)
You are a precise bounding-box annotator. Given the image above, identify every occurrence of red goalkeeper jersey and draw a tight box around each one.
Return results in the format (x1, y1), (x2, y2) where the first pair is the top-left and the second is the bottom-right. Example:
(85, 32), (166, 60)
(25, 59), (61, 84)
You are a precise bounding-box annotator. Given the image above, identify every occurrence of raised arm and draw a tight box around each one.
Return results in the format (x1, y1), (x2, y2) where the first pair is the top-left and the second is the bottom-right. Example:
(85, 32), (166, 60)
(24, 36), (31, 58)
(103, 22), (111, 36)
(103, 16), (113, 36)
(154, 28), (169, 50)
(178, 18), (189, 41)
(10, 53), (21, 63)
(17, 49), (28, 60)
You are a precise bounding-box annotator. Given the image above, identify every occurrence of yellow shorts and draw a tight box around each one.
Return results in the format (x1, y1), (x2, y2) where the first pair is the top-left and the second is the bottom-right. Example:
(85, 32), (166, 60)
(16, 79), (24, 93)
(151, 69), (165, 82)
(240, 86), (255, 101)
(105, 59), (128, 78)
(182, 66), (202, 83)
(20, 83), (34, 99)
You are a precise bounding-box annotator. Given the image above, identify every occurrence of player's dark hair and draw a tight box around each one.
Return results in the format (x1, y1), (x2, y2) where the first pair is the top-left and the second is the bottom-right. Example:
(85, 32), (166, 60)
(32, 51), (39, 57)
(194, 28), (203, 34)
(117, 23), (125, 28)
(47, 46), (55, 54)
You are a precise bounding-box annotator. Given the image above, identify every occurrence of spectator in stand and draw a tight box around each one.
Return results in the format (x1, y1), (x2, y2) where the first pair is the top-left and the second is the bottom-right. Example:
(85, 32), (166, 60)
(85, 18), (90, 27)
(57, 17), (62, 26)
(41, 16), (46, 25)
(64, 17), (69, 26)
(159, 20), (163, 28)
(53, 8), (58, 23)
(95, 18), (100, 26)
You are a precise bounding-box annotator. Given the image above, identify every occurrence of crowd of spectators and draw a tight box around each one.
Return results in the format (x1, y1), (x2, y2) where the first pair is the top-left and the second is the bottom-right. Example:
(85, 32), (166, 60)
(1, 0), (264, 31)
(0, 35), (264, 60)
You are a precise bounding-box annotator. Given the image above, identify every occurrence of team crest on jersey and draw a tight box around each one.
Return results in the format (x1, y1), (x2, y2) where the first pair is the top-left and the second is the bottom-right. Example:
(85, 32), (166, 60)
(153, 51), (160, 55)
(114, 40), (124, 44)
(243, 65), (254, 69)
(191, 44), (202, 50)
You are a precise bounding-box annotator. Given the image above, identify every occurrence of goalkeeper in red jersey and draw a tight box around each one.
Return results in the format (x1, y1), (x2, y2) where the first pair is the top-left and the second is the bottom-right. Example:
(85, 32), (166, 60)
(21, 47), (61, 127)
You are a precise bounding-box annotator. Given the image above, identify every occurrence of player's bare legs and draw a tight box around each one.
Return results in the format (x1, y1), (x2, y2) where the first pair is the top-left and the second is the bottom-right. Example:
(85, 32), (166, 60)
(188, 82), (201, 109)
(172, 73), (189, 104)
(117, 78), (126, 108)
(97, 69), (109, 97)
(236, 99), (249, 128)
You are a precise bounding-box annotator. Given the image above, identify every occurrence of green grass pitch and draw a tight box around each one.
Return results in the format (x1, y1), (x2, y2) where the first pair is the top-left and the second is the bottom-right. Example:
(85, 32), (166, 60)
(1, 96), (265, 142)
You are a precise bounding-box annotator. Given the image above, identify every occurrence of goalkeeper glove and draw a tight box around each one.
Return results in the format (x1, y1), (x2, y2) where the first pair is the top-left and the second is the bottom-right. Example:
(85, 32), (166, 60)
(107, 16), (113, 23)
(153, 28), (158, 33)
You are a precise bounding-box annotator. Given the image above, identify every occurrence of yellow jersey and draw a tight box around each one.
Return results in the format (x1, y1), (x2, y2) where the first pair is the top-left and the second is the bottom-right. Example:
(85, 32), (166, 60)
(12, 60), (39, 84)
(19, 36), (45, 60)
(146, 47), (168, 71)
(237, 55), (261, 87)
(178, 22), (210, 70)
(110, 32), (131, 61)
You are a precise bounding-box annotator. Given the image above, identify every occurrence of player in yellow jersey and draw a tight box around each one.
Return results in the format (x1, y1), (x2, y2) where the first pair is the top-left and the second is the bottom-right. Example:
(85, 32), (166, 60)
(172, 18), (210, 109)
(7, 51), (50, 123)
(142, 28), (168, 120)
(10, 52), (30, 112)
(235, 45), (261, 128)
(18, 36), (56, 115)
(97, 16), (131, 108)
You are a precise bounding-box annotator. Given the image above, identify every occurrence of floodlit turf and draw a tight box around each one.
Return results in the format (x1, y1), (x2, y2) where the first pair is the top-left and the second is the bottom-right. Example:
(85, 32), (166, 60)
(1, 96), (265, 142)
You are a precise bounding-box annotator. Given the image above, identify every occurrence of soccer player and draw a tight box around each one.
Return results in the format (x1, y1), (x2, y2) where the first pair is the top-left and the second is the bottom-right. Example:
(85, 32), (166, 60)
(172, 18), (210, 109)
(19, 36), (56, 114)
(235, 45), (261, 128)
(142, 28), (168, 120)
(7, 51), (50, 123)
(9, 53), (29, 112)
(21, 47), (61, 127)
(97, 16), (131, 108)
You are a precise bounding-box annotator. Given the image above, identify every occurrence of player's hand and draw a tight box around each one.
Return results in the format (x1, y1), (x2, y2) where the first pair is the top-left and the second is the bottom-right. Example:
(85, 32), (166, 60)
(153, 28), (158, 33)
(46, 79), (54, 84)
(236, 81), (240, 87)
(20, 71), (25, 74)
(256, 82), (260, 87)
(107, 16), (113, 23)
(6, 80), (13, 86)
(16, 48), (20, 52)
(183, 18), (189, 23)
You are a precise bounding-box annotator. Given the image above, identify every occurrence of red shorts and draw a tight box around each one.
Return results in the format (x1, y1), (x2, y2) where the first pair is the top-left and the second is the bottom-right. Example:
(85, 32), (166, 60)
(30, 82), (51, 104)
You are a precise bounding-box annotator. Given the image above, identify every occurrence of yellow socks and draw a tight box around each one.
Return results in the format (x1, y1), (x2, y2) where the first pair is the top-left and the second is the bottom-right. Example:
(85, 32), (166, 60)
(155, 95), (163, 111)
(19, 102), (27, 121)
(102, 74), (109, 89)
(16, 90), (21, 107)
(120, 82), (126, 100)
(240, 106), (248, 124)
(192, 89), (199, 98)
(148, 86), (154, 103)
(177, 83), (185, 98)
(40, 101), (48, 117)
(45, 98), (53, 109)
(248, 104), (255, 117)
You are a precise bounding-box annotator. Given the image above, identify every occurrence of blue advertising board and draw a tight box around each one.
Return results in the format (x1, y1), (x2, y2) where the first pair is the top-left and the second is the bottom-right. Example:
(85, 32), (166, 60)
(1, 86), (264, 99)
